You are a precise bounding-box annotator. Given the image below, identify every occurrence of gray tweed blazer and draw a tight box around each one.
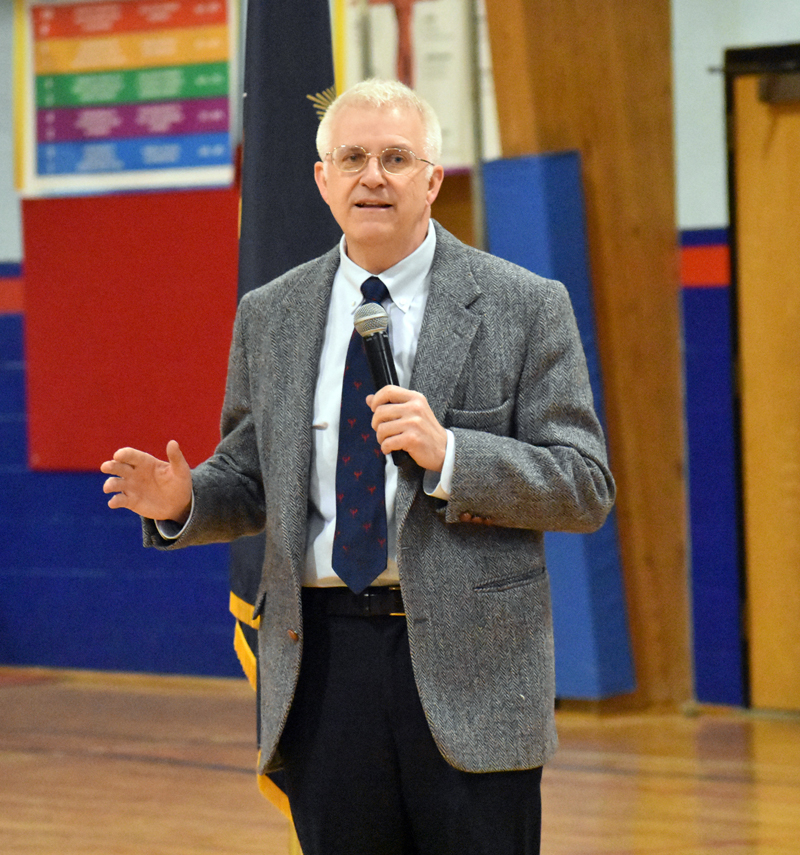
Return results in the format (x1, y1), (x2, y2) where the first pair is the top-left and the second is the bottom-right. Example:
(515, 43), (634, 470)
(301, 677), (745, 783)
(143, 222), (615, 774)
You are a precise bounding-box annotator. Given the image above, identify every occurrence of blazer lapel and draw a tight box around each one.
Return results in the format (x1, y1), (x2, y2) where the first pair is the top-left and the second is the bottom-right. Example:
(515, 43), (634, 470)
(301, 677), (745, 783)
(396, 225), (482, 527)
(269, 251), (338, 571)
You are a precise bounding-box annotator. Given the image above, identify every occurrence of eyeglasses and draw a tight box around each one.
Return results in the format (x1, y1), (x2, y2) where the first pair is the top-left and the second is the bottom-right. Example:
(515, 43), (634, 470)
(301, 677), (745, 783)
(326, 145), (435, 175)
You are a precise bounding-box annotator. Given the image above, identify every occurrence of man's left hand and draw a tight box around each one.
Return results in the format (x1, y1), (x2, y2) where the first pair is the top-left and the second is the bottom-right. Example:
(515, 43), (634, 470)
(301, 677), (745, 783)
(367, 386), (447, 472)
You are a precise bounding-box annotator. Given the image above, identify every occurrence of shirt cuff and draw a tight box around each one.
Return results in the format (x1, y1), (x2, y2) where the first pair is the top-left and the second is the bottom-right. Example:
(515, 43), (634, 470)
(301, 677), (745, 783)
(423, 429), (454, 501)
(154, 492), (195, 540)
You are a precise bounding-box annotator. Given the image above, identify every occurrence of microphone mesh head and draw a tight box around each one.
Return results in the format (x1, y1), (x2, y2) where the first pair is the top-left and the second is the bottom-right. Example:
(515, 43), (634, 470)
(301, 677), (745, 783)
(354, 302), (389, 338)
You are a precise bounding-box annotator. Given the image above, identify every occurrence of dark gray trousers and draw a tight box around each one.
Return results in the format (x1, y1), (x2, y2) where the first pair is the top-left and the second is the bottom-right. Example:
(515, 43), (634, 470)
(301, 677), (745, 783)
(279, 588), (543, 855)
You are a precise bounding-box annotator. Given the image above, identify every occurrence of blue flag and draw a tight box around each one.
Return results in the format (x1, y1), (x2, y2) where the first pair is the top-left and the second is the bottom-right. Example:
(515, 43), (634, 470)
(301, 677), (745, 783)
(231, 0), (342, 817)
(237, 0), (342, 300)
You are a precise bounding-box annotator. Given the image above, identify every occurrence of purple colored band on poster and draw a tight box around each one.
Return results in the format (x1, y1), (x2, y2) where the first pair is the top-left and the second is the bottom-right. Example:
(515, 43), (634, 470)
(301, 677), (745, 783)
(37, 96), (229, 143)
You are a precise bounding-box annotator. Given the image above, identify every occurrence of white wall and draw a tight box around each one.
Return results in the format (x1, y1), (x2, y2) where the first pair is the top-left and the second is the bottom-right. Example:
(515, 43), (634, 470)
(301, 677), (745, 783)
(672, 0), (800, 230)
(0, 1), (22, 263)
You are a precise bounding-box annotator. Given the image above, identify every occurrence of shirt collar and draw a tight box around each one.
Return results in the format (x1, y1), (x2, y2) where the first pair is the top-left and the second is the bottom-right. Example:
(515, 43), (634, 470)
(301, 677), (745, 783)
(337, 221), (437, 315)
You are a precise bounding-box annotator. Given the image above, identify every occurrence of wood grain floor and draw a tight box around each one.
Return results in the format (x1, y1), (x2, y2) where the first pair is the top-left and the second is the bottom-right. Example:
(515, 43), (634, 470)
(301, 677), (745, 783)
(2, 667), (800, 854)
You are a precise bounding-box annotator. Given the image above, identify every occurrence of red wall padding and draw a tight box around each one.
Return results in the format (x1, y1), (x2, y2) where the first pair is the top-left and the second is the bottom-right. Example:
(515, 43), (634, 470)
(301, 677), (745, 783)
(23, 189), (240, 470)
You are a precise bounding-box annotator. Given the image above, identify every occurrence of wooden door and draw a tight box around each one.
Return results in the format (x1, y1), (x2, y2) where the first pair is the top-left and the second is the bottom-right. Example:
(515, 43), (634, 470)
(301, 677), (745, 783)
(733, 71), (800, 710)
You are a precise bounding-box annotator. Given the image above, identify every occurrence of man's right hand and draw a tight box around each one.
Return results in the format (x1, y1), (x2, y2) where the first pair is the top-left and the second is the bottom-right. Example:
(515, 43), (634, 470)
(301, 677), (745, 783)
(101, 440), (193, 524)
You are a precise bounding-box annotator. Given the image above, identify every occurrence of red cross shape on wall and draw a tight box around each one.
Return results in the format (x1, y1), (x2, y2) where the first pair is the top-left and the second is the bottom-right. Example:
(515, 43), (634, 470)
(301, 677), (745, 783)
(367, 0), (436, 87)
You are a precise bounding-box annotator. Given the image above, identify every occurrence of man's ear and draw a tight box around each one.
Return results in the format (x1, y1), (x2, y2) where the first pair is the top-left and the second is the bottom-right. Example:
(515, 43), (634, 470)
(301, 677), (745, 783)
(314, 161), (329, 204)
(426, 164), (445, 207)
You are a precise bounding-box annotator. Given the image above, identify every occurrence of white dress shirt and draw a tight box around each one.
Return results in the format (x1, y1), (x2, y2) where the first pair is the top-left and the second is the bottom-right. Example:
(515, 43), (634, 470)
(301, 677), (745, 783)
(304, 220), (454, 586)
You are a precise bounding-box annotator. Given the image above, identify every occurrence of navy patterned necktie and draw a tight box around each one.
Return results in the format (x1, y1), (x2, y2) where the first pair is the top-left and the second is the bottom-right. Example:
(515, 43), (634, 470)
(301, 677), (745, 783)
(332, 277), (390, 593)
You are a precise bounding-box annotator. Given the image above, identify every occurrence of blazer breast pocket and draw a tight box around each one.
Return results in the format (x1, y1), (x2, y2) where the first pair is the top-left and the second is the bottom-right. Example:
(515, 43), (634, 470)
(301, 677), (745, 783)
(445, 397), (514, 436)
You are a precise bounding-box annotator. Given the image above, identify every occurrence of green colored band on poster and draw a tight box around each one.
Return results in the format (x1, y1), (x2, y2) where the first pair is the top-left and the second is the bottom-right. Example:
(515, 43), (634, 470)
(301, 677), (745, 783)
(36, 62), (229, 108)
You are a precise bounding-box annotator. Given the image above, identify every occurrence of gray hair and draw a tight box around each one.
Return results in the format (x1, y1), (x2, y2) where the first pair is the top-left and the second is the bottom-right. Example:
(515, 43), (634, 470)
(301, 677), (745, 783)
(316, 78), (442, 165)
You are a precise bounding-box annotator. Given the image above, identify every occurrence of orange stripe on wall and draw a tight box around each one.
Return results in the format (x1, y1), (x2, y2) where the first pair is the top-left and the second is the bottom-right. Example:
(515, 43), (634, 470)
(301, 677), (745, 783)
(681, 245), (730, 287)
(0, 278), (24, 314)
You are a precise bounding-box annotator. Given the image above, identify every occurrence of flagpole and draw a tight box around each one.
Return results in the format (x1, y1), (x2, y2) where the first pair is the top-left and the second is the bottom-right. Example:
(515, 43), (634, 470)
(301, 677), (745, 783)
(332, 0), (346, 93)
(468, 0), (486, 250)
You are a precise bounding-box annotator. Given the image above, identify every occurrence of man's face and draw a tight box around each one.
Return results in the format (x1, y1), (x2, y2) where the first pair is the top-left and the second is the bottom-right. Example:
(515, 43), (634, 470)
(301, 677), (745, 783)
(314, 104), (444, 272)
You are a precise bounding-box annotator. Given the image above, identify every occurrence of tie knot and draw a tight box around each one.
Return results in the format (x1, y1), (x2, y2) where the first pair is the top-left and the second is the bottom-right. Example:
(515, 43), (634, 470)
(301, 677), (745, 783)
(361, 276), (389, 305)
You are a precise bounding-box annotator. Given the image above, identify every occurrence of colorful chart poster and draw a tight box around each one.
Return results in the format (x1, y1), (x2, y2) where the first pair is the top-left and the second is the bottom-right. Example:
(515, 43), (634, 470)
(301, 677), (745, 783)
(15, 0), (238, 196)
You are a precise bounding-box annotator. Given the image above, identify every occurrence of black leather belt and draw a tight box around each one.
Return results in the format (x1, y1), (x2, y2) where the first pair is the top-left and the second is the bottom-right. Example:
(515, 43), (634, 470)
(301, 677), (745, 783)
(303, 586), (405, 617)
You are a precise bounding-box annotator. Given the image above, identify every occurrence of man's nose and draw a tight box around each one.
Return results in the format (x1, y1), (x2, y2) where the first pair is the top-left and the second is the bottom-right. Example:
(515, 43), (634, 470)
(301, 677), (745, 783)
(360, 155), (386, 184)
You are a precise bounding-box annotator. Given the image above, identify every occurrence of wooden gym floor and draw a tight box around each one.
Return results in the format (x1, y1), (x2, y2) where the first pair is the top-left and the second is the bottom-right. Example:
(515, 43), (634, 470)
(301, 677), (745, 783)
(2, 666), (800, 854)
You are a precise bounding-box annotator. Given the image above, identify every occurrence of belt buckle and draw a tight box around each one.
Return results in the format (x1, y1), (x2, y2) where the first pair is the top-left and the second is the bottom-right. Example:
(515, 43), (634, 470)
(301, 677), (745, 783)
(388, 585), (405, 617)
(362, 588), (378, 617)
(359, 586), (404, 617)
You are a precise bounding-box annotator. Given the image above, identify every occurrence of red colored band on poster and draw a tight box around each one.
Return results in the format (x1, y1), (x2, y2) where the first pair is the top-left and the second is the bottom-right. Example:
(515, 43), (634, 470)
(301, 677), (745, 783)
(32, 0), (227, 40)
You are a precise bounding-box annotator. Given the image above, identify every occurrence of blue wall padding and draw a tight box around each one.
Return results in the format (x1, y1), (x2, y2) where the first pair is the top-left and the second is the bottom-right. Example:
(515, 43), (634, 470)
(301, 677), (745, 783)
(681, 227), (729, 249)
(0, 263), (22, 278)
(681, 277), (745, 705)
(0, 313), (238, 677)
(483, 152), (634, 699)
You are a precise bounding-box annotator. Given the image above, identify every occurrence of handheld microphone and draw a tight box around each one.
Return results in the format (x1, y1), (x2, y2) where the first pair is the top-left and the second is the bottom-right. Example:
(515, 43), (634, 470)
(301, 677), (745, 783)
(354, 302), (410, 467)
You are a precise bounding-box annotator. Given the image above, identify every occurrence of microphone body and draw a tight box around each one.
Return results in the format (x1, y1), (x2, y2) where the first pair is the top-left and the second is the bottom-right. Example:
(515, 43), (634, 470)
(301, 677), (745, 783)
(362, 329), (399, 390)
(354, 303), (410, 467)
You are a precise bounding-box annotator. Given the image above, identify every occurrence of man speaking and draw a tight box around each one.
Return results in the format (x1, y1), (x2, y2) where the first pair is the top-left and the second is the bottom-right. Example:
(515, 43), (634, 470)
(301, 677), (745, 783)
(101, 79), (615, 855)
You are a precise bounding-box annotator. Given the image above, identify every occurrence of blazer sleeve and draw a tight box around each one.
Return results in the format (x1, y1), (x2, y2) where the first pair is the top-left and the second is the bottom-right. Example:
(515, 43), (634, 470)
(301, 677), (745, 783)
(443, 276), (615, 534)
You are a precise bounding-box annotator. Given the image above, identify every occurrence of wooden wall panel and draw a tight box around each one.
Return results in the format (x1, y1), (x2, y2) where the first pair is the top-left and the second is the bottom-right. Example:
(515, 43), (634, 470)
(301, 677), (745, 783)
(432, 171), (475, 247)
(485, 0), (690, 706)
(733, 75), (800, 711)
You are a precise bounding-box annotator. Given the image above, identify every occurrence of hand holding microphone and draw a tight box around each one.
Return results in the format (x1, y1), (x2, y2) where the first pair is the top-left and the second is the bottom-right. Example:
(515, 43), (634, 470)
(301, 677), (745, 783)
(354, 302), (448, 472)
